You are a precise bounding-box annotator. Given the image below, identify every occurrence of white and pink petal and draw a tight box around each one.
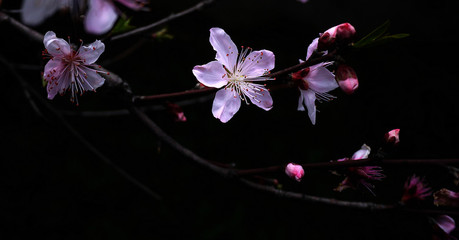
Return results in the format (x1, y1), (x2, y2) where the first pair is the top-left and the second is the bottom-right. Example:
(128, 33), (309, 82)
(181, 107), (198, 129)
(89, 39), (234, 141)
(209, 28), (238, 70)
(192, 61), (228, 88)
(212, 88), (241, 123)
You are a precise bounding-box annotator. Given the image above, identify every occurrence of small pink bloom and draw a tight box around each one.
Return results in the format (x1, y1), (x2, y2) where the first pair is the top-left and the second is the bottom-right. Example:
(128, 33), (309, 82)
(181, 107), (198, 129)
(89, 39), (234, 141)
(296, 38), (338, 125)
(385, 129), (400, 145)
(335, 64), (358, 94)
(42, 31), (107, 104)
(285, 163), (305, 182)
(401, 174), (432, 203)
(318, 23), (356, 51)
(431, 215), (456, 240)
(334, 144), (385, 195)
(192, 28), (275, 123)
(434, 188), (459, 208)
(85, 0), (148, 35)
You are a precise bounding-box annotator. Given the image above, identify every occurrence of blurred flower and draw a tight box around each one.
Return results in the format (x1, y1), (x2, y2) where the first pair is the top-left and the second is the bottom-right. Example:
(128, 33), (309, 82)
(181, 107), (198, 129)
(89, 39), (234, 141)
(431, 215), (456, 240)
(166, 102), (187, 122)
(318, 23), (356, 51)
(334, 144), (385, 195)
(401, 174), (432, 203)
(85, 0), (148, 35)
(42, 31), (107, 104)
(192, 28), (275, 123)
(385, 129), (400, 145)
(294, 38), (338, 125)
(21, 0), (82, 26)
(434, 188), (459, 208)
(335, 64), (358, 94)
(285, 163), (305, 182)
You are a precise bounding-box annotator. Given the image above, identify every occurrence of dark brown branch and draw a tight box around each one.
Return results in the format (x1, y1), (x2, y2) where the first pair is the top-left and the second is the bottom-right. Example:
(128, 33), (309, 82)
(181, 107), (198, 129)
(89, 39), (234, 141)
(0, 11), (43, 43)
(110, 0), (215, 41)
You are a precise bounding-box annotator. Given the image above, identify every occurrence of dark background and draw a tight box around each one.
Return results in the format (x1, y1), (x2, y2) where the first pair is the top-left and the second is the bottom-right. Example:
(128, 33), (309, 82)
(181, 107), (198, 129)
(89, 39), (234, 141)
(1, 0), (459, 239)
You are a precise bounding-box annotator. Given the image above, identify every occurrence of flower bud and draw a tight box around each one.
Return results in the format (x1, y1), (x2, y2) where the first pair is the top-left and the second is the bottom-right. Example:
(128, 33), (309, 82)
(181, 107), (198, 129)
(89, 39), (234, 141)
(318, 23), (356, 51)
(166, 102), (187, 122)
(335, 64), (359, 94)
(285, 163), (304, 182)
(434, 188), (459, 208)
(385, 129), (400, 145)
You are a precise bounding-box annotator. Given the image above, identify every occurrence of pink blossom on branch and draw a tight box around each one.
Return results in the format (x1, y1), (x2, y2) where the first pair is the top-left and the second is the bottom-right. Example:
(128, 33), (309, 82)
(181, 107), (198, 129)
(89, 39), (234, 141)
(334, 144), (386, 195)
(85, 0), (148, 35)
(285, 163), (305, 182)
(42, 31), (108, 104)
(318, 23), (356, 52)
(294, 38), (338, 125)
(192, 28), (275, 123)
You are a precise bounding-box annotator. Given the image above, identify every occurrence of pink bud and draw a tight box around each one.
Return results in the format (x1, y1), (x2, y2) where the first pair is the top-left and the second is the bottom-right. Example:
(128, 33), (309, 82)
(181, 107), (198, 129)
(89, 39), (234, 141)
(335, 23), (356, 43)
(335, 64), (358, 94)
(318, 23), (356, 51)
(385, 129), (400, 145)
(285, 163), (304, 182)
(166, 102), (187, 122)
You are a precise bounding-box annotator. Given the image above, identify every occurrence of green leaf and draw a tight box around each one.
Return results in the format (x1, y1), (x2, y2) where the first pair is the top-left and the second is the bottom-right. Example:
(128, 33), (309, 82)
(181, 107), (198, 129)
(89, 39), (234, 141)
(111, 17), (135, 35)
(353, 20), (409, 48)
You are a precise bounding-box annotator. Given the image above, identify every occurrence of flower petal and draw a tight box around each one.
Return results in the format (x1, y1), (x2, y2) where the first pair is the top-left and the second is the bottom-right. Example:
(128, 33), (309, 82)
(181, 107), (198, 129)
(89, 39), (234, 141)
(84, 0), (118, 35)
(209, 28), (238, 70)
(79, 67), (106, 91)
(212, 88), (241, 123)
(43, 31), (71, 57)
(351, 144), (371, 160)
(299, 89), (317, 125)
(239, 50), (275, 78)
(44, 59), (66, 99)
(306, 37), (319, 60)
(306, 65), (338, 93)
(246, 85), (273, 111)
(78, 40), (105, 65)
(192, 61), (228, 88)
(116, 0), (148, 10)
(21, 0), (60, 26)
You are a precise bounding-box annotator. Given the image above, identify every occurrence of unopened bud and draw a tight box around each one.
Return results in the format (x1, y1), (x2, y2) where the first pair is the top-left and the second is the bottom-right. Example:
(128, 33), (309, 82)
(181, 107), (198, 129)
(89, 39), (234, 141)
(285, 163), (304, 182)
(384, 129), (400, 145)
(318, 23), (356, 51)
(166, 102), (187, 122)
(335, 64), (358, 94)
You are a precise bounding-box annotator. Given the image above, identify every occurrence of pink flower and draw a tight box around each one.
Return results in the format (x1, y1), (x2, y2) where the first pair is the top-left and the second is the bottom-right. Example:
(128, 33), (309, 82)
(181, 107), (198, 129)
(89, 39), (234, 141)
(42, 31), (107, 104)
(431, 215), (456, 240)
(285, 163), (305, 182)
(318, 23), (356, 51)
(192, 28), (275, 123)
(21, 0), (81, 26)
(335, 64), (358, 94)
(434, 188), (459, 208)
(85, 0), (148, 35)
(334, 144), (385, 195)
(401, 174), (432, 203)
(294, 38), (338, 125)
(385, 129), (400, 145)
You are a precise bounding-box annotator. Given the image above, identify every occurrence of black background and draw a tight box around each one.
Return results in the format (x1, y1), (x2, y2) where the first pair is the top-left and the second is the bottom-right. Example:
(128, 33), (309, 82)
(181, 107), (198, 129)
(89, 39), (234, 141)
(1, 0), (459, 239)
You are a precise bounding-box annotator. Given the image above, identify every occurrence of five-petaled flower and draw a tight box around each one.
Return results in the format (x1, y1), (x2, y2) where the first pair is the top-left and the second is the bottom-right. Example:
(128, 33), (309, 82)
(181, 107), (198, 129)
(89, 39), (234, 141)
(401, 174), (432, 204)
(192, 27), (275, 123)
(85, 0), (148, 35)
(42, 31), (107, 104)
(334, 144), (386, 195)
(293, 38), (338, 125)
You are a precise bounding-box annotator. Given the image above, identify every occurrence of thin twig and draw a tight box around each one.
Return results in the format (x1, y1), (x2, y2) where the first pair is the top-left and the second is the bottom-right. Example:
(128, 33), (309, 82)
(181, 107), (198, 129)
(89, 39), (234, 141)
(0, 11), (43, 43)
(1, 57), (162, 201)
(110, 0), (215, 41)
